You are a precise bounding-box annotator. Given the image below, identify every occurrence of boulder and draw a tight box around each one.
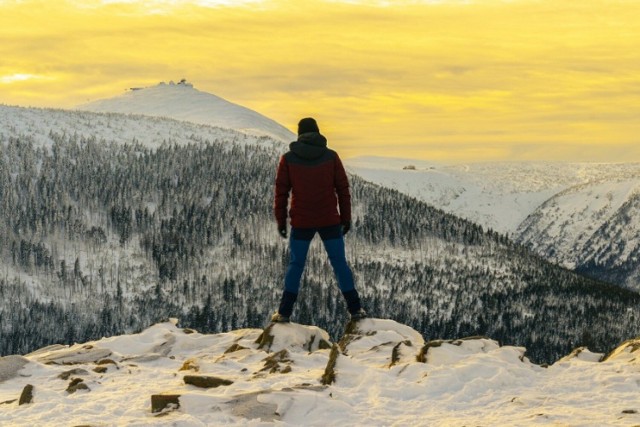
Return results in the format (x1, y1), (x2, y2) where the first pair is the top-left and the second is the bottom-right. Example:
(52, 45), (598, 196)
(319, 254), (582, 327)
(183, 375), (233, 388)
(19, 384), (34, 405)
(151, 394), (180, 413)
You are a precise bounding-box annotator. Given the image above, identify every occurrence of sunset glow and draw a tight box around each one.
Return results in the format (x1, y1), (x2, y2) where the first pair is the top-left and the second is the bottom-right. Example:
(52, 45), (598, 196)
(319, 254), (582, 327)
(1, 0), (639, 162)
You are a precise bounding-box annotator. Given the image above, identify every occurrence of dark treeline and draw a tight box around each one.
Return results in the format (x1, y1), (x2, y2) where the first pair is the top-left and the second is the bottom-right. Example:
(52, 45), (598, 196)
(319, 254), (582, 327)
(0, 130), (638, 364)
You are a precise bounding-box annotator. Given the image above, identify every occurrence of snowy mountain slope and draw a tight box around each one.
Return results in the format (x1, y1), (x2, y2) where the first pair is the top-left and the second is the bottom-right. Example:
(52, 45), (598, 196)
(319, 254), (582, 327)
(0, 104), (284, 151)
(77, 80), (296, 143)
(517, 178), (640, 267)
(1, 319), (639, 426)
(346, 157), (640, 235)
(345, 157), (564, 233)
(580, 193), (640, 279)
(516, 178), (640, 291)
(346, 156), (640, 290)
(2, 104), (639, 366)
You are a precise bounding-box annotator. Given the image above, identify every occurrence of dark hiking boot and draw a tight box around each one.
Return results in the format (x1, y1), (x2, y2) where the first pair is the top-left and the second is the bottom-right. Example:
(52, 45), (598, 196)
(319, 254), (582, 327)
(270, 312), (290, 323)
(342, 289), (363, 315)
(349, 308), (368, 321)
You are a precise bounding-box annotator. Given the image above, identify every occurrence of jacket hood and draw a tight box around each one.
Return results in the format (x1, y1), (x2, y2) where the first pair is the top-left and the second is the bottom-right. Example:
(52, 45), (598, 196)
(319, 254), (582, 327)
(289, 132), (328, 160)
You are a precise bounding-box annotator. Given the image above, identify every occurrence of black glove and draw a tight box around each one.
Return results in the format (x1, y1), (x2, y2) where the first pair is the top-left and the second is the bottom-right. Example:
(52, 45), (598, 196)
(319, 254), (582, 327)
(278, 225), (288, 239)
(342, 221), (351, 236)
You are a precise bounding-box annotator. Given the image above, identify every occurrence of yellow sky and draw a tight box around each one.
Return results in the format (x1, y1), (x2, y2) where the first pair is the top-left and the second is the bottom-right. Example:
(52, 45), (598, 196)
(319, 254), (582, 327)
(1, 0), (639, 162)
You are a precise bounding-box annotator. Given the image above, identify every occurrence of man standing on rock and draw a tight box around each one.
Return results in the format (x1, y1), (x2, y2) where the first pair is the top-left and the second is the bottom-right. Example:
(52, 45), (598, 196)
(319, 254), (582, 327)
(272, 117), (366, 323)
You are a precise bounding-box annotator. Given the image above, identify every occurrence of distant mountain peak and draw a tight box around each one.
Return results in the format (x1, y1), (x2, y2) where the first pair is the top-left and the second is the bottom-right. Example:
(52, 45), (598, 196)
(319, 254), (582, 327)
(77, 80), (295, 142)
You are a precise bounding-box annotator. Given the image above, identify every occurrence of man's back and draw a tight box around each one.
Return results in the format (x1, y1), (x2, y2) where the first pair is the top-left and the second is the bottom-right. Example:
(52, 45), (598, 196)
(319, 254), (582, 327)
(274, 129), (351, 229)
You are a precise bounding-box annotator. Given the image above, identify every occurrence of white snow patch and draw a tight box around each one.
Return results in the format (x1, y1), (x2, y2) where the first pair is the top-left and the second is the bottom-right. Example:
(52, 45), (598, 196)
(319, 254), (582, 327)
(0, 321), (639, 425)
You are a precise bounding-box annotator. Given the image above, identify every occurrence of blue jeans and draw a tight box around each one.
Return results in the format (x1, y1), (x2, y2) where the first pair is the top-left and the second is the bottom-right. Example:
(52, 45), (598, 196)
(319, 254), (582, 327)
(284, 225), (354, 294)
(277, 224), (362, 317)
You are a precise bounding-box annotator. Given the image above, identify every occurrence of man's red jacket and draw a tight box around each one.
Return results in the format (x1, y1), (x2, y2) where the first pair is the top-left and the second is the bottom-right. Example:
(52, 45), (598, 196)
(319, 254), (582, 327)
(274, 132), (351, 229)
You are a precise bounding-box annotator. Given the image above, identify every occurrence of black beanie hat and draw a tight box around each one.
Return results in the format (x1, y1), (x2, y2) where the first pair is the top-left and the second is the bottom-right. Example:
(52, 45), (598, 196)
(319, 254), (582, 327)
(298, 117), (320, 135)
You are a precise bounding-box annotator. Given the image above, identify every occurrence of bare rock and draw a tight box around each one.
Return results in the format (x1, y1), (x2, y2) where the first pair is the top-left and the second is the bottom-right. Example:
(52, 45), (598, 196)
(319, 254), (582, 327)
(151, 394), (181, 413)
(255, 324), (275, 351)
(224, 343), (248, 354)
(67, 378), (90, 394)
(19, 384), (34, 405)
(260, 349), (293, 374)
(183, 375), (233, 388)
(179, 359), (199, 372)
(58, 368), (90, 380)
(321, 344), (340, 385)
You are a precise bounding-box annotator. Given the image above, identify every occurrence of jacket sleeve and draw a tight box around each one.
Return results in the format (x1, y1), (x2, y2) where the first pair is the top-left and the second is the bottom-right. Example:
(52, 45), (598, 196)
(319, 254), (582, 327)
(334, 154), (351, 224)
(274, 155), (291, 227)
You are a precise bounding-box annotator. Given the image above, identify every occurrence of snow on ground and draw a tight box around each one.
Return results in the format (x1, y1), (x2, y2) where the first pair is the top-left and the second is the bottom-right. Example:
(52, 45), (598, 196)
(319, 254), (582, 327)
(1, 319), (639, 426)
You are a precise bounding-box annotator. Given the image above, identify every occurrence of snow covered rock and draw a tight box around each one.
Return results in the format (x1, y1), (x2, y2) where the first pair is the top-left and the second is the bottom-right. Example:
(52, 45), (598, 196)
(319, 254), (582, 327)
(256, 322), (332, 353)
(418, 336), (509, 365)
(27, 344), (112, 365)
(0, 356), (30, 383)
(602, 337), (640, 363)
(340, 318), (425, 366)
(557, 346), (604, 363)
